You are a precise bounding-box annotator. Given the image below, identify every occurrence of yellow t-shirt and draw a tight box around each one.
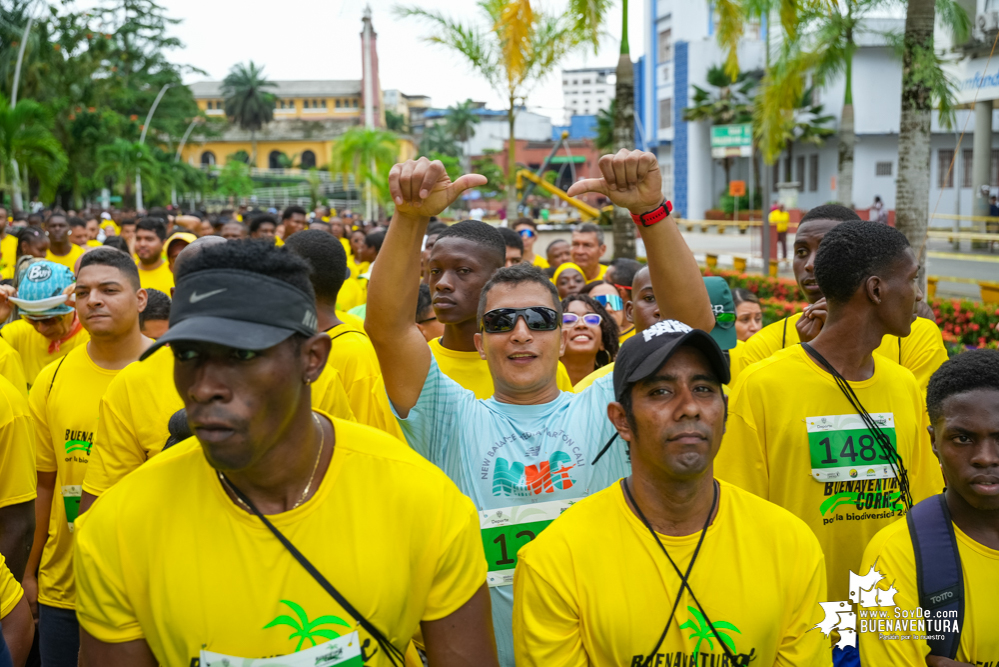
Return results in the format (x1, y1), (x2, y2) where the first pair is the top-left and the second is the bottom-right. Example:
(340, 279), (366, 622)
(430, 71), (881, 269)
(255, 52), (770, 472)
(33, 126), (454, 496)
(716, 345), (944, 601)
(513, 480), (830, 667)
(618, 325), (635, 344)
(82, 347), (357, 497)
(348, 258), (370, 281)
(337, 276), (366, 312)
(337, 310), (365, 331)
(530, 254), (549, 269)
(75, 418), (486, 666)
(0, 552), (24, 618)
(573, 361), (613, 392)
(1, 318), (90, 389)
(584, 264), (608, 284)
(85, 240), (103, 248)
(0, 373), (35, 510)
(0, 336), (28, 397)
(857, 509), (999, 665)
(30, 345), (122, 609)
(45, 244), (84, 272)
(730, 313), (948, 393)
(768, 210), (790, 233)
(428, 337), (575, 399)
(0, 233), (17, 279)
(326, 323), (406, 440)
(136, 261), (175, 294)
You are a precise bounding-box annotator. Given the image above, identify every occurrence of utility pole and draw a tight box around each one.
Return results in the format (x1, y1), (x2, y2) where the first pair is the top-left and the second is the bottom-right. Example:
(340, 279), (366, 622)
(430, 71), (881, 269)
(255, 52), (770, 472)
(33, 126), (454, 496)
(172, 117), (201, 207)
(136, 83), (173, 212)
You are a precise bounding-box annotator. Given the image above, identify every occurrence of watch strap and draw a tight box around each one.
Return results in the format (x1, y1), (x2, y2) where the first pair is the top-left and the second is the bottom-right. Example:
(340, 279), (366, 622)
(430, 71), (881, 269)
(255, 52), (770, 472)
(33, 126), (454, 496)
(631, 200), (673, 227)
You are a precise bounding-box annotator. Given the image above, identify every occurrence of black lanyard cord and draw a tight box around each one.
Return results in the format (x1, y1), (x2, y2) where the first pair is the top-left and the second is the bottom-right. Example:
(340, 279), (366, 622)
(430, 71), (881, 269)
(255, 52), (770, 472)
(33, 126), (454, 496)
(801, 343), (913, 510)
(591, 433), (617, 465)
(222, 475), (407, 667)
(623, 479), (741, 665)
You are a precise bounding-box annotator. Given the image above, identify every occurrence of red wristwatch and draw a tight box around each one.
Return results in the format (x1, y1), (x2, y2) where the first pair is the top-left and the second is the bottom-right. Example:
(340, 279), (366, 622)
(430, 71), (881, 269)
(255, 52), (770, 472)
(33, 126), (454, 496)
(630, 199), (673, 227)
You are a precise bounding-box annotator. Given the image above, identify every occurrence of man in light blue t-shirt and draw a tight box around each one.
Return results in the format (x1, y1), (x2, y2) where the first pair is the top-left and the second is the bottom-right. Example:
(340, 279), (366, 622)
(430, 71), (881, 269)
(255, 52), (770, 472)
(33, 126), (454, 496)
(367, 149), (714, 666)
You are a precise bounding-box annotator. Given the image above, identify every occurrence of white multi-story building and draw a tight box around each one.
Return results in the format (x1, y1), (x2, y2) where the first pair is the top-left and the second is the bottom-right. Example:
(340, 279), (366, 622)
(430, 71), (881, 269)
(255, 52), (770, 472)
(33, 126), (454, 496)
(637, 0), (999, 224)
(423, 106), (553, 156)
(562, 67), (616, 123)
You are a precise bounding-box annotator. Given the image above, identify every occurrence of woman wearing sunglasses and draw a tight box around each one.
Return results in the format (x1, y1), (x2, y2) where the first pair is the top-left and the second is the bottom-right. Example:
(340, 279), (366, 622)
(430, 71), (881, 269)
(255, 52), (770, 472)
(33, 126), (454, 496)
(559, 295), (619, 386)
(585, 282), (627, 330)
(552, 262), (586, 299)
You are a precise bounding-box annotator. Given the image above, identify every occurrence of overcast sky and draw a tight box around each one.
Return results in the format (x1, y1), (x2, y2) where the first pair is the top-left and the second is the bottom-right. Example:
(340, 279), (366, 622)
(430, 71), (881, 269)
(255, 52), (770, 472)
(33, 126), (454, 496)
(149, 0), (646, 123)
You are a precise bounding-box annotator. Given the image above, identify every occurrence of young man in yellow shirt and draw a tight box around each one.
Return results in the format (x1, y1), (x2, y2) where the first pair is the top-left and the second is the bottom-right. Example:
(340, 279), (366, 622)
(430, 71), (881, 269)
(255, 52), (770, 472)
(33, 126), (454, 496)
(424, 221), (574, 398)
(716, 221), (945, 620)
(0, 206), (16, 278)
(858, 350), (999, 665)
(367, 150), (713, 667)
(0, 369), (36, 592)
(43, 213), (84, 272)
(1, 261), (89, 388)
(73, 241), (499, 667)
(513, 322), (830, 667)
(731, 205), (948, 391)
(768, 202), (790, 259)
(24, 247), (152, 667)
(570, 222), (607, 283)
(134, 217), (174, 293)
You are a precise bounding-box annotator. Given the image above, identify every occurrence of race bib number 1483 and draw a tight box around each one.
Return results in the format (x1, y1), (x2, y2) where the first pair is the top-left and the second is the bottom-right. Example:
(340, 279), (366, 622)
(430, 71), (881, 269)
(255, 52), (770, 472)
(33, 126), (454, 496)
(806, 413), (897, 482)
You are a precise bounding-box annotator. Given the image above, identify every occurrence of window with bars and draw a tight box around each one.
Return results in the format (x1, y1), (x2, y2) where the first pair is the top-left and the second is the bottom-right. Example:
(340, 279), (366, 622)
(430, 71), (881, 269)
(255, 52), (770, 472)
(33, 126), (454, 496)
(962, 149), (973, 188)
(938, 150), (954, 189)
(796, 156), (805, 191)
(875, 162), (892, 176)
(809, 155), (819, 191)
(659, 99), (672, 129)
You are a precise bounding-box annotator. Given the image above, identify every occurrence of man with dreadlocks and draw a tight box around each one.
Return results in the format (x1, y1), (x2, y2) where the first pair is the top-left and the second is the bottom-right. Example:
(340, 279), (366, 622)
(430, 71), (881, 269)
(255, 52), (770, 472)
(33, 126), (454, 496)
(716, 221), (944, 607)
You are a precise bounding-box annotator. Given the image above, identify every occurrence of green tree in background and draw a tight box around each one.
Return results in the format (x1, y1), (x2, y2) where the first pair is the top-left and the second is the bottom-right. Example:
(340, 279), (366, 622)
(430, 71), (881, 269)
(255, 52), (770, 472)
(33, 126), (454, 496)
(0, 94), (67, 203)
(471, 149), (506, 195)
(420, 123), (459, 158)
(329, 127), (399, 208)
(446, 99), (481, 170)
(595, 100), (615, 154)
(221, 61), (276, 168)
(215, 159), (254, 199)
(95, 138), (158, 207)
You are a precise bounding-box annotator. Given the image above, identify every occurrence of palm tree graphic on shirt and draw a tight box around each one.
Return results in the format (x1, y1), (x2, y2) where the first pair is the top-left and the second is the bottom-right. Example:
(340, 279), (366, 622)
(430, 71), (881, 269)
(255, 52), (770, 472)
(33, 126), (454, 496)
(263, 599), (352, 651)
(678, 606), (741, 660)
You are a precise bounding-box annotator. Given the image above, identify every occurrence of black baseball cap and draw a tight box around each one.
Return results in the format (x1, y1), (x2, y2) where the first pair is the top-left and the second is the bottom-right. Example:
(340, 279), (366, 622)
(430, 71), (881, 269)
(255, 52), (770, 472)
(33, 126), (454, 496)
(140, 268), (319, 360)
(613, 319), (730, 401)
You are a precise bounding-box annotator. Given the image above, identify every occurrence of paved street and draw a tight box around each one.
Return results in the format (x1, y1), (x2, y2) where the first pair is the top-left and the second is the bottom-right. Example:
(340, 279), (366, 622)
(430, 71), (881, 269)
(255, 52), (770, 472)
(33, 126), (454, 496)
(675, 229), (999, 301)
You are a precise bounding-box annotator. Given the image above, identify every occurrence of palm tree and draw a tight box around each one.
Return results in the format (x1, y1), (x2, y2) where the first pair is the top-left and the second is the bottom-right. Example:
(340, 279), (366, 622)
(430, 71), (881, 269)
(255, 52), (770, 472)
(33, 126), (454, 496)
(611, 0), (636, 256)
(678, 607), (741, 663)
(329, 127), (399, 215)
(895, 0), (969, 291)
(769, 86), (835, 188)
(446, 99), (481, 171)
(398, 0), (583, 221)
(420, 124), (460, 158)
(0, 94), (67, 204)
(221, 61), (276, 168)
(595, 100), (615, 154)
(683, 65), (761, 192)
(263, 600), (351, 652)
(95, 138), (158, 207)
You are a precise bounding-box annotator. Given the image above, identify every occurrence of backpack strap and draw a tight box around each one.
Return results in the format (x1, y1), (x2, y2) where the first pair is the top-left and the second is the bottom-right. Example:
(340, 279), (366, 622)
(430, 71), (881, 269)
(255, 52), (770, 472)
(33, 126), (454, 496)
(906, 494), (964, 658)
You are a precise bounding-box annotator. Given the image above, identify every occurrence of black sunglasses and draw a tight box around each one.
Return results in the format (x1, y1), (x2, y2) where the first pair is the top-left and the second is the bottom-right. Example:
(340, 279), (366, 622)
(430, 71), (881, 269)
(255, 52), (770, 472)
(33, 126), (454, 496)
(481, 307), (560, 333)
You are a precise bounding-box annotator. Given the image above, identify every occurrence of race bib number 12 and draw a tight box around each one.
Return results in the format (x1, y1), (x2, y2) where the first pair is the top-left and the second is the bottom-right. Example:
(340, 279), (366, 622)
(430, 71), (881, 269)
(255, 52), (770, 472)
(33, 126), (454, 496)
(806, 413), (897, 482)
(480, 498), (582, 587)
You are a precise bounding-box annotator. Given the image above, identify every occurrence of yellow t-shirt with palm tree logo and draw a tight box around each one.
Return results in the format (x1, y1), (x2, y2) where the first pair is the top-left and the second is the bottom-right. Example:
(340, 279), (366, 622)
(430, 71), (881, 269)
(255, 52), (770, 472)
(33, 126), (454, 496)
(513, 479), (831, 667)
(30, 345), (121, 609)
(74, 417), (486, 666)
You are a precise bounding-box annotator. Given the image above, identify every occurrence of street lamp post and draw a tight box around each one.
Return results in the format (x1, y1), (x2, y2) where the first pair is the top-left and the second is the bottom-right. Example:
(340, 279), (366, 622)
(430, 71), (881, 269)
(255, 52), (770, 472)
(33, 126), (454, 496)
(171, 117), (201, 207)
(10, 0), (41, 212)
(135, 83), (173, 212)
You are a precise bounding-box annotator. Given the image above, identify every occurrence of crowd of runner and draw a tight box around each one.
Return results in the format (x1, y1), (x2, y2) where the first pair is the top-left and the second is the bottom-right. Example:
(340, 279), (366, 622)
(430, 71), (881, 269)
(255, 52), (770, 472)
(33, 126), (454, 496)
(0, 149), (994, 667)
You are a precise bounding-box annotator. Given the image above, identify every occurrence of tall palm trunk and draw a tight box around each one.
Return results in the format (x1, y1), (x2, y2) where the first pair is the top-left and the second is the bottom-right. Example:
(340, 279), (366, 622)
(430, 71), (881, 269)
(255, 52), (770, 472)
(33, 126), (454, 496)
(612, 0), (636, 259)
(251, 129), (258, 168)
(895, 0), (935, 291)
(836, 21), (855, 208)
(505, 95), (518, 224)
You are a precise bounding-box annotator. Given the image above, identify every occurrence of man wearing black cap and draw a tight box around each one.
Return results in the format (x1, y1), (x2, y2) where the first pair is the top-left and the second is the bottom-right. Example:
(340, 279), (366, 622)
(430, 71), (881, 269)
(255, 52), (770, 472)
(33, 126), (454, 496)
(73, 242), (498, 667)
(512, 321), (829, 666)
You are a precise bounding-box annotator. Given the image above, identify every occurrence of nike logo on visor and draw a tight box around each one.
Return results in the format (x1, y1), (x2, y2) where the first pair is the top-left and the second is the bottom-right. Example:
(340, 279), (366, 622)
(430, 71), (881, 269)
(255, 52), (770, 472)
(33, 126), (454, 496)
(190, 288), (227, 303)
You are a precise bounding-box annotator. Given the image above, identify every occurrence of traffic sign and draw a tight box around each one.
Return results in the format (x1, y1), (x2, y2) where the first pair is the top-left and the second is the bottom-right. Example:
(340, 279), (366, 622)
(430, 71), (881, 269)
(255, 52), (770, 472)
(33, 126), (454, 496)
(729, 180), (746, 197)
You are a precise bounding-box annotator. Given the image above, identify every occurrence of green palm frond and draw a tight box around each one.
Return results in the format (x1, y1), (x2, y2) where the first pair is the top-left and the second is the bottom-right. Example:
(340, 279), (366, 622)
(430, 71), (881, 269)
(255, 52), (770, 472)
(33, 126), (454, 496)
(566, 0), (613, 51)
(394, 7), (501, 89)
(263, 614), (304, 633)
(220, 60), (276, 133)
